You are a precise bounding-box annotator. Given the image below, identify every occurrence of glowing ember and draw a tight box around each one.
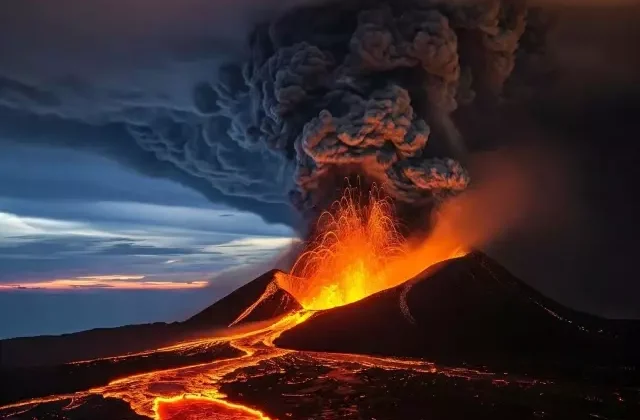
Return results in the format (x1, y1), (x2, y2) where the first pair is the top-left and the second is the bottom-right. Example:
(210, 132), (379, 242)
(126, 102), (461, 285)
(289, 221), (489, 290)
(276, 188), (405, 310)
(277, 188), (467, 310)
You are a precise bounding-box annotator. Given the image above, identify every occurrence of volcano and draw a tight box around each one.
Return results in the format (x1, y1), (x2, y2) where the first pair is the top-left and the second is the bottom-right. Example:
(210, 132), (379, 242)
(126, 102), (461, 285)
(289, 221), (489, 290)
(276, 252), (640, 379)
(1, 252), (639, 420)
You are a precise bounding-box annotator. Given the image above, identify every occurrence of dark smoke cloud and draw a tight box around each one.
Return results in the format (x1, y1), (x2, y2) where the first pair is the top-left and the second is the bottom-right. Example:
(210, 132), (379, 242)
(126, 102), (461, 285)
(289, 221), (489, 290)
(458, 0), (640, 318)
(212, 0), (534, 213)
(0, 0), (536, 227)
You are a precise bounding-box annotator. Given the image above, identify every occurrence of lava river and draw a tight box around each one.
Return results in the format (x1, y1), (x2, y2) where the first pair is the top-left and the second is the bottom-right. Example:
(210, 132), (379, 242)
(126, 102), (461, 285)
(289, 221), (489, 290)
(0, 309), (480, 420)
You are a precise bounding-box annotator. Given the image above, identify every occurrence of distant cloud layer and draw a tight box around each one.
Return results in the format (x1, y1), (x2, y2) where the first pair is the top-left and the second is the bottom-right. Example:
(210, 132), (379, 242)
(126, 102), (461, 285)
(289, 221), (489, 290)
(0, 145), (294, 288)
(0, 142), (295, 337)
(0, 203), (293, 285)
(0, 275), (209, 291)
(0, 0), (315, 226)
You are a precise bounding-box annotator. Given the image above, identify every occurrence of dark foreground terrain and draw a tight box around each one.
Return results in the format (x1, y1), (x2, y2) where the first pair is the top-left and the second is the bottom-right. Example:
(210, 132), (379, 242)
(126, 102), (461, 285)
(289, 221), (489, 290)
(1, 253), (638, 419)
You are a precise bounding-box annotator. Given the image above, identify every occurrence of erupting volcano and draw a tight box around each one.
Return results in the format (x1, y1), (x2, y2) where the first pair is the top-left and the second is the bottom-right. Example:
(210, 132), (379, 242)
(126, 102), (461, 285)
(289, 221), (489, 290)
(281, 187), (407, 310)
(276, 187), (466, 310)
(2, 186), (639, 419)
(1, 0), (639, 419)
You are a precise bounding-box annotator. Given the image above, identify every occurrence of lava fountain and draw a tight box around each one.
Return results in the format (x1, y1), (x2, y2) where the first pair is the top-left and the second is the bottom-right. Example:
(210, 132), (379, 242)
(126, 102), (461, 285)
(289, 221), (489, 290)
(276, 187), (468, 310)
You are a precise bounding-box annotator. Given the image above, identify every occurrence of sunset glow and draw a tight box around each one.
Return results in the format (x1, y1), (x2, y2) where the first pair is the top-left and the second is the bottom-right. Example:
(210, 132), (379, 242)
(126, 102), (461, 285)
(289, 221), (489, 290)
(0, 275), (209, 291)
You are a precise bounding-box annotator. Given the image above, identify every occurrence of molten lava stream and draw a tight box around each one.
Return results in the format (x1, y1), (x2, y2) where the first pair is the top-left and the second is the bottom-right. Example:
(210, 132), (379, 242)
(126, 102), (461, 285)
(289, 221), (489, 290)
(96, 313), (312, 420)
(155, 395), (271, 420)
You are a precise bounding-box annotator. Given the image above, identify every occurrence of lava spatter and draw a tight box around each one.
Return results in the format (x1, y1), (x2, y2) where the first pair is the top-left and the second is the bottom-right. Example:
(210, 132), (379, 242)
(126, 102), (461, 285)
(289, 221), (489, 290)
(276, 187), (467, 310)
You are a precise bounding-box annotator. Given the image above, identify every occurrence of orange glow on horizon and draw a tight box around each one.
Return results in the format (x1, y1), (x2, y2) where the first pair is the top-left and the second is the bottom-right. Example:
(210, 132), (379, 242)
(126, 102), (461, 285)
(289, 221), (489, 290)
(0, 275), (209, 291)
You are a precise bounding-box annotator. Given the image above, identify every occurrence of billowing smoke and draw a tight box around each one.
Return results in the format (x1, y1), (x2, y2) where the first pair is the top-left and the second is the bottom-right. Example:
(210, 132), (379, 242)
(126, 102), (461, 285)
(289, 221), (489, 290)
(0, 0), (534, 228)
(195, 0), (530, 215)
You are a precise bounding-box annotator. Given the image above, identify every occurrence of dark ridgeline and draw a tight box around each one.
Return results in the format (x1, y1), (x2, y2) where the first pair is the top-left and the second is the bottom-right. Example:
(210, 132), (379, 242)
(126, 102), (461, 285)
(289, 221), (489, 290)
(184, 269), (302, 328)
(277, 252), (640, 384)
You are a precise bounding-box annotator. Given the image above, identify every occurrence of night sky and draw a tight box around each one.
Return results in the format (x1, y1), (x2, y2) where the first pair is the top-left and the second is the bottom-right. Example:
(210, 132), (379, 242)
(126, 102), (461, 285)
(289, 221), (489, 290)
(1, 0), (639, 339)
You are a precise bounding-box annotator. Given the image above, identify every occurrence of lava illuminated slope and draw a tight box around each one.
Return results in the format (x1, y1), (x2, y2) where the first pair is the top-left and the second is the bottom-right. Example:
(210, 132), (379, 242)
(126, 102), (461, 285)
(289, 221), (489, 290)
(0, 304), (467, 420)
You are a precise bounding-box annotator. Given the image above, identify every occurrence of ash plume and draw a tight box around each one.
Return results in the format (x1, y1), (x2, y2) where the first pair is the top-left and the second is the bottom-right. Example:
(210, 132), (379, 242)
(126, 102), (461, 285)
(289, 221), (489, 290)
(206, 0), (531, 214)
(0, 0), (536, 226)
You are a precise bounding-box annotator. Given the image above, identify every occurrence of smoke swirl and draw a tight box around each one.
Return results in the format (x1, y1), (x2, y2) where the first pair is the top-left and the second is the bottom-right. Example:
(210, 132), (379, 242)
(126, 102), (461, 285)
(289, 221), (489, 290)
(196, 0), (529, 214)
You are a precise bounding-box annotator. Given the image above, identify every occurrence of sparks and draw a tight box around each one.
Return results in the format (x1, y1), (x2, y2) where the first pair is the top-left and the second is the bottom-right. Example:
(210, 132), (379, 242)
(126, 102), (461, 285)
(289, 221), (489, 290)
(276, 187), (406, 310)
(277, 187), (467, 311)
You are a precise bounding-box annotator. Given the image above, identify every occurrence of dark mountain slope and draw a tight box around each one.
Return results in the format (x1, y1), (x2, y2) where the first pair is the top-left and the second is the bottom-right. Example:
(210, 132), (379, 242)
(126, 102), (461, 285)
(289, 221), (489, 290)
(0, 269), (301, 368)
(184, 269), (301, 328)
(276, 252), (640, 381)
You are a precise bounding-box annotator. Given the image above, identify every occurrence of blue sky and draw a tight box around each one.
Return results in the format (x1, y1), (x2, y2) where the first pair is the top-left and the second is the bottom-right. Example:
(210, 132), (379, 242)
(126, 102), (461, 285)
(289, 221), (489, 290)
(0, 143), (296, 338)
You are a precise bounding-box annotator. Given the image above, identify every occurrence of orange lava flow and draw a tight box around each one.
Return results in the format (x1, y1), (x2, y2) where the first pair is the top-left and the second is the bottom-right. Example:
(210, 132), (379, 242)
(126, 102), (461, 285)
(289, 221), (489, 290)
(98, 312), (313, 420)
(1, 307), (494, 420)
(277, 187), (467, 310)
(154, 394), (271, 420)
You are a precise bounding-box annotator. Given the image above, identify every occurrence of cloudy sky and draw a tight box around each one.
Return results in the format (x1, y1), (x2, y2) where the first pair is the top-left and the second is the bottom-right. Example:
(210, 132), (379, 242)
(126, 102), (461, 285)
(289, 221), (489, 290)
(0, 0), (309, 339)
(1, 0), (639, 339)
(0, 143), (295, 338)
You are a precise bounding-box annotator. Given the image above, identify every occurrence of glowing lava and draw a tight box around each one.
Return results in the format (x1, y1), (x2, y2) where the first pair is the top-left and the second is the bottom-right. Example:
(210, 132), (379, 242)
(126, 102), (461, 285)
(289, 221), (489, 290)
(277, 188), (467, 310)
(276, 188), (405, 310)
(154, 394), (271, 420)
